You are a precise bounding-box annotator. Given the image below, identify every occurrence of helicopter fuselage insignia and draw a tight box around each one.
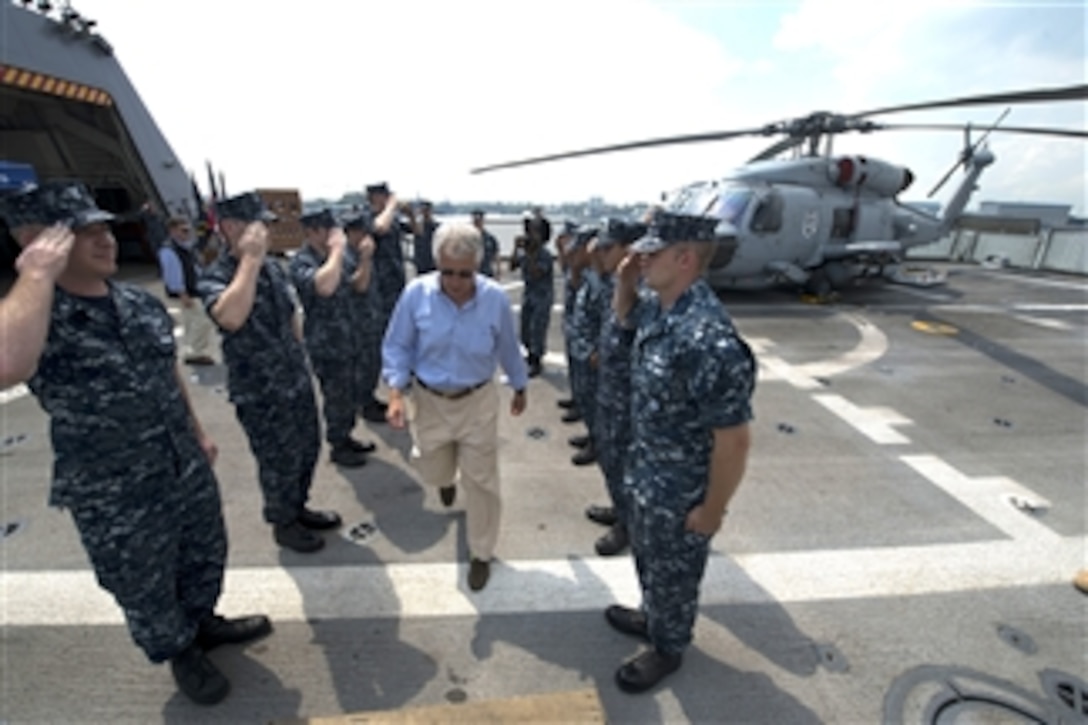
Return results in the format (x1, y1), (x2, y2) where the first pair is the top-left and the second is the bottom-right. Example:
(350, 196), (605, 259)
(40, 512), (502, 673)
(802, 209), (820, 239)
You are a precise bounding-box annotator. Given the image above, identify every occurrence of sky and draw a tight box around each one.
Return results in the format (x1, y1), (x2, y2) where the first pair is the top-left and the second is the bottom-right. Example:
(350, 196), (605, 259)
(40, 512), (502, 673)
(63, 0), (1087, 212)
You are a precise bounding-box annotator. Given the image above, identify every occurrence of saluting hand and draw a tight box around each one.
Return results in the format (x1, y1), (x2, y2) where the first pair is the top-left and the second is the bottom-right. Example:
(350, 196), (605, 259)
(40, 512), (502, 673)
(237, 222), (268, 258)
(328, 228), (347, 254)
(358, 235), (375, 260)
(15, 223), (74, 281)
(616, 251), (640, 287)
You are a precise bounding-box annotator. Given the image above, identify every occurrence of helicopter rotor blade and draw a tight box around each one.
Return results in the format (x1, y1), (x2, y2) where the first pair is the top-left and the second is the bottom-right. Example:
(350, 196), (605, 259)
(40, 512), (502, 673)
(748, 136), (805, 162)
(875, 122), (1088, 140)
(850, 83), (1088, 119)
(925, 108), (1016, 197)
(470, 127), (768, 174)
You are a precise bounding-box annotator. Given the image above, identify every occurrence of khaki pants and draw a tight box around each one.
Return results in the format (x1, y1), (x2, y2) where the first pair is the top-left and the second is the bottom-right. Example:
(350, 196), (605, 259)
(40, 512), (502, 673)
(408, 381), (501, 561)
(181, 302), (214, 358)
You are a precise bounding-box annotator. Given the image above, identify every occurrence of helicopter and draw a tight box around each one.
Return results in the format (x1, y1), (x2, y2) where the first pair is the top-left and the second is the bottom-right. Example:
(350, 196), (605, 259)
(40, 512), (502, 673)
(471, 83), (1087, 296)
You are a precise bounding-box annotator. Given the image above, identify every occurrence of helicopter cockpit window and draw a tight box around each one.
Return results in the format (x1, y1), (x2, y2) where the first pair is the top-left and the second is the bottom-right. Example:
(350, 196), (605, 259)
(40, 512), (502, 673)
(750, 192), (783, 234)
(714, 189), (753, 226)
(667, 185), (719, 216)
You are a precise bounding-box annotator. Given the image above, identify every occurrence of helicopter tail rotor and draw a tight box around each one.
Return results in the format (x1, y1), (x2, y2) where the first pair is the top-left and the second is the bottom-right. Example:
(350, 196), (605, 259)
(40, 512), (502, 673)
(927, 108), (1011, 197)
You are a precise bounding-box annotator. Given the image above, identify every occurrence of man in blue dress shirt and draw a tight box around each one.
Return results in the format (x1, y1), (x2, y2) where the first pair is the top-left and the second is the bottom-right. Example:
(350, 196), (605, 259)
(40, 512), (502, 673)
(382, 222), (529, 591)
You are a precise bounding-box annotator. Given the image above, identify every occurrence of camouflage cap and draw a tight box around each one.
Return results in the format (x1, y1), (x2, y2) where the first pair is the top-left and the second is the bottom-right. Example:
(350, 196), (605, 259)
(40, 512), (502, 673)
(567, 224), (599, 251)
(631, 211), (718, 254)
(365, 182), (390, 196)
(299, 208), (338, 229)
(560, 219), (579, 236)
(0, 180), (114, 230)
(342, 212), (372, 233)
(595, 218), (648, 250)
(215, 191), (277, 223)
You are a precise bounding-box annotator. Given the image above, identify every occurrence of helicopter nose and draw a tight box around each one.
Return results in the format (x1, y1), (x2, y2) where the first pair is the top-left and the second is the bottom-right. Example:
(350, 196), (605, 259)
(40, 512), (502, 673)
(711, 221), (740, 269)
(711, 233), (739, 269)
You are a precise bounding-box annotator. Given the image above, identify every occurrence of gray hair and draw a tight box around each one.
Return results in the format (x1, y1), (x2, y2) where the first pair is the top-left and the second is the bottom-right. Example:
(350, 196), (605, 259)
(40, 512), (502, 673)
(434, 222), (483, 265)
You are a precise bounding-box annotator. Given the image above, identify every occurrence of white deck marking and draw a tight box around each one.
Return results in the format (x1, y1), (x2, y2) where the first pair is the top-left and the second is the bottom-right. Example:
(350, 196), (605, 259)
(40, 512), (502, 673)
(900, 455), (1060, 543)
(976, 270), (1088, 291)
(812, 393), (913, 444)
(1010, 314), (1073, 331)
(2, 537), (1080, 626)
(795, 313), (889, 379)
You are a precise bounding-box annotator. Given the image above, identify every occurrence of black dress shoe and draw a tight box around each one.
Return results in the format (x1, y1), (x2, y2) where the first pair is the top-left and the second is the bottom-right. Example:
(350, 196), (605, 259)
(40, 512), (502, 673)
(568, 434), (590, 449)
(297, 508), (342, 530)
(572, 444), (597, 466)
(561, 409), (584, 424)
(557, 398), (576, 409)
(273, 521), (325, 553)
(197, 614), (273, 651)
(171, 643), (230, 705)
(468, 558), (490, 591)
(615, 649), (683, 694)
(585, 505), (617, 527)
(605, 604), (650, 641)
(595, 524), (629, 556)
(347, 438), (377, 454)
(439, 485), (456, 507)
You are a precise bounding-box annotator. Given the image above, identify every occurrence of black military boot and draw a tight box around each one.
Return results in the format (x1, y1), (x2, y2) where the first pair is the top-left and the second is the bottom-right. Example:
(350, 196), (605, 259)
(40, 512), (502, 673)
(330, 441), (368, 467)
(615, 649), (683, 693)
(297, 508), (342, 530)
(595, 523), (629, 556)
(561, 408), (583, 424)
(557, 398), (576, 410)
(347, 437), (377, 454)
(571, 441), (597, 465)
(197, 614), (273, 651)
(527, 355), (542, 378)
(585, 504), (617, 527)
(170, 643), (230, 705)
(273, 521), (324, 553)
(568, 434), (590, 449)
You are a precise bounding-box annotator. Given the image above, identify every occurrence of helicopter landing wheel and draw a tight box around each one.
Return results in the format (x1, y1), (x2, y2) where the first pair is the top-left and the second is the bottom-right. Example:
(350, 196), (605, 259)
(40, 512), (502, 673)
(803, 270), (835, 300)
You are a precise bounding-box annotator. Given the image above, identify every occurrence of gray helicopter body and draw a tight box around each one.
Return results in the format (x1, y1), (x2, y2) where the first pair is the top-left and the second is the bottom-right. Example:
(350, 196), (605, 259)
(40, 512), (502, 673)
(665, 153), (989, 293)
(471, 82), (1085, 294)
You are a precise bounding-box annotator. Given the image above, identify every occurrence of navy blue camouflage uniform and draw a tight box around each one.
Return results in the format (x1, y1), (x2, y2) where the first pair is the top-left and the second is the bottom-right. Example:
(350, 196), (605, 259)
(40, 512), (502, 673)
(372, 221), (407, 327)
(626, 277), (755, 656)
(413, 217), (439, 274)
(479, 229), (500, 278)
(593, 271), (635, 519)
(561, 267), (579, 398)
(519, 245), (554, 363)
(29, 284), (227, 663)
(289, 242), (365, 447)
(343, 243), (385, 412)
(570, 266), (604, 439)
(198, 255), (321, 526)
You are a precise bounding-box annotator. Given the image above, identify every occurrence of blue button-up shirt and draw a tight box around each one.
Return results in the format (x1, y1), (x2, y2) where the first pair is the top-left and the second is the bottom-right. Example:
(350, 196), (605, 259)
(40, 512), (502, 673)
(382, 273), (528, 392)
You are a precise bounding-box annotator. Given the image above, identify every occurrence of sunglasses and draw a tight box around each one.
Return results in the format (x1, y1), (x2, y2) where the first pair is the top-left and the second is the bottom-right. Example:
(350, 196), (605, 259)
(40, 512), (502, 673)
(439, 269), (474, 279)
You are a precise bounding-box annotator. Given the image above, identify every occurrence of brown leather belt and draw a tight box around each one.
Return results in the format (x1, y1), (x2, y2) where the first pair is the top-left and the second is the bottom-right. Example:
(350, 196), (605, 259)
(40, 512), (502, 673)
(415, 377), (488, 400)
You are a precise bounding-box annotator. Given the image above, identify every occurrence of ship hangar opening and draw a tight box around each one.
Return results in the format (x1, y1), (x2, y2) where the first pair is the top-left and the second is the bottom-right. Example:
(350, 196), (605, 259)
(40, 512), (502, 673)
(1, 74), (160, 278)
